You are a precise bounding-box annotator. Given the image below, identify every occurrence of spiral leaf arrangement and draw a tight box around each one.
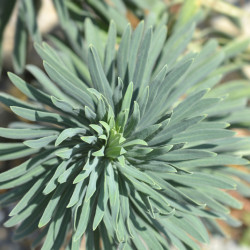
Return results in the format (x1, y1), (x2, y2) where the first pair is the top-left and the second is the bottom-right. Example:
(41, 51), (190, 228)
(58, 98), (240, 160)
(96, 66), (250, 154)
(0, 19), (250, 250)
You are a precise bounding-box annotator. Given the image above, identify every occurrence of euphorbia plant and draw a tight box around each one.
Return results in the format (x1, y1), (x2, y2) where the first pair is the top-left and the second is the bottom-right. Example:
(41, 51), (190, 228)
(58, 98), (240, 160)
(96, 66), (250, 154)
(0, 18), (250, 250)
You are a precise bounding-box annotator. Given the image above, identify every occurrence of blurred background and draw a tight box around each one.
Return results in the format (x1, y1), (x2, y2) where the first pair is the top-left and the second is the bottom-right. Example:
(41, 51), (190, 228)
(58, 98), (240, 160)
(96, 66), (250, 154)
(0, 0), (250, 249)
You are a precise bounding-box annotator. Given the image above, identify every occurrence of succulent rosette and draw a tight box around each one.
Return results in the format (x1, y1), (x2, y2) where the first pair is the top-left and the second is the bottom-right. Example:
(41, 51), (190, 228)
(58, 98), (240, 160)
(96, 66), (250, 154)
(0, 19), (250, 250)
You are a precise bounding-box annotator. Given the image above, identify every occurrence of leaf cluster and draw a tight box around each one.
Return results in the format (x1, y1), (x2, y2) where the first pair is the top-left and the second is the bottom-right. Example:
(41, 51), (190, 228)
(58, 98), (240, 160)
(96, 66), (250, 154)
(0, 2), (250, 250)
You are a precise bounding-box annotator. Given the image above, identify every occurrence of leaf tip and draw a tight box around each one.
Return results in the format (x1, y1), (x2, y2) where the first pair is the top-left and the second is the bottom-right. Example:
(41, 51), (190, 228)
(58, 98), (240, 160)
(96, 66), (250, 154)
(7, 71), (14, 79)
(9, 210), (16, 217)
(38, 221), (46, 228)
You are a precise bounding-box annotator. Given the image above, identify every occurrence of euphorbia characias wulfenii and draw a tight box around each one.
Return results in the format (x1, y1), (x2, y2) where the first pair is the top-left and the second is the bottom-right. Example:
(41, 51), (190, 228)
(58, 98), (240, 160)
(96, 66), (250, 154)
(0, 18), (250, 250)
